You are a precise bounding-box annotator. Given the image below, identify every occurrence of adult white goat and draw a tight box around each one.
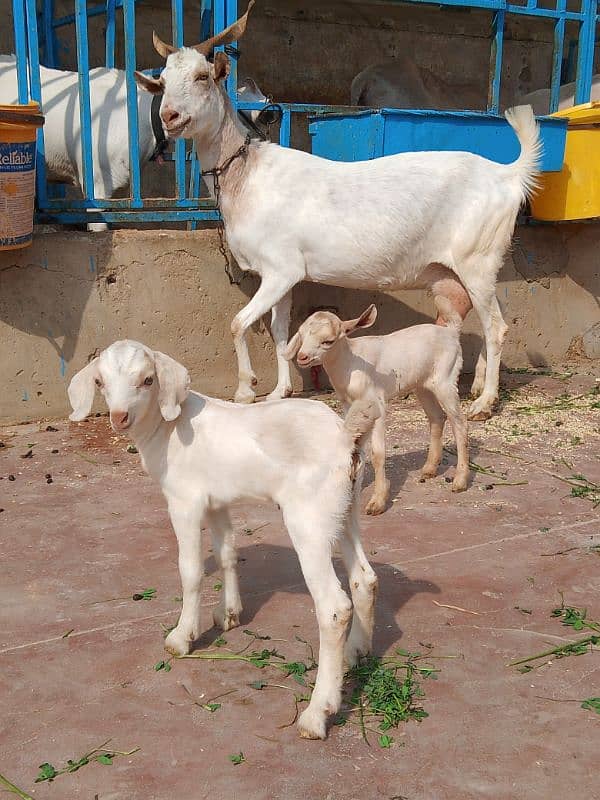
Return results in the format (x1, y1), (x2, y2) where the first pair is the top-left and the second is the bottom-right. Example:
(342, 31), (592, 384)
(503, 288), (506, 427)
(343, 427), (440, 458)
(68, 339), (379, 740)
(135, 2), (541, 420)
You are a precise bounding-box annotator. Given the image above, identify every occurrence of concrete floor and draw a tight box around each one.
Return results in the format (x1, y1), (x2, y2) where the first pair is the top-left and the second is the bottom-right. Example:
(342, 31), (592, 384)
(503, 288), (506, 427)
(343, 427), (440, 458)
(1, 369), (599, 800)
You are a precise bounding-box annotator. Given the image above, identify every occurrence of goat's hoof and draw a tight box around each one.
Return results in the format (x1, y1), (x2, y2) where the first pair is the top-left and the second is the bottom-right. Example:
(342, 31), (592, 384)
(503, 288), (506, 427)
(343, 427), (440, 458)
(470, 384), (484, 400)
(467, 407), (492, 421)
(419, 467), (438, 481)
(164, 628), (194, 657)
(234, 387), (256, 404)
(297, 708), (327, 740)
(365, 497), (386, 515)
(452, 475), (469, 493)
(266, 386), (292, 402)
(213, 606), (241, 632)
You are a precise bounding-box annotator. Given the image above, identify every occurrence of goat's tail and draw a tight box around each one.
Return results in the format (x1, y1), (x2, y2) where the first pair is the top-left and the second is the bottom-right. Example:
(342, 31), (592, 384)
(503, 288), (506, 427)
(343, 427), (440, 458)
(344, 397), (381, 447)
(434, 295), (463, 332)
(504, 104), (542, 201)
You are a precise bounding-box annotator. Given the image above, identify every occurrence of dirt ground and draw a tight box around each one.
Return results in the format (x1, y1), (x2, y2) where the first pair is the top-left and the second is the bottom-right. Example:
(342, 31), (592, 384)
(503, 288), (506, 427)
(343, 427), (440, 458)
(1, 367), (599, 800)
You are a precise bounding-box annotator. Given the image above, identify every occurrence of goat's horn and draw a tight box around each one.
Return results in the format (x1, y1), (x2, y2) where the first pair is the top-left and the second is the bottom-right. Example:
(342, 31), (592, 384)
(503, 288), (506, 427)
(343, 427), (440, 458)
(153, 31), (177, 58)
(191, 0), (255, 55)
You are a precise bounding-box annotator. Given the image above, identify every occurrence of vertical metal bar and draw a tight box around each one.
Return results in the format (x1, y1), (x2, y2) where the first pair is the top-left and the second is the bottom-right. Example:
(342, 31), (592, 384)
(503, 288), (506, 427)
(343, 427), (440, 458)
(74, 0), (95, 201)
(550, 0), (567, 113)
(24, 0), (47, 208)
(123, 0), (142, 206)
(575, 0), (597, 104)
(225, 0), (238, 103)
(105, 0), (117, 68)
(12, 0), (29, 103)
(188, 0), (213, 228)
(487, 9), (505, 113)
(279, 106), (291, 147)
(172, 0), (186, 202)
(43, 0), (56, 66)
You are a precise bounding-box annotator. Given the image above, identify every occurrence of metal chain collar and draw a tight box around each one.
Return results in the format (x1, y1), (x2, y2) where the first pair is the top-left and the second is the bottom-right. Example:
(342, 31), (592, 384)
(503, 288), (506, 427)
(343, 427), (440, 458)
(201, 134), (252, 286)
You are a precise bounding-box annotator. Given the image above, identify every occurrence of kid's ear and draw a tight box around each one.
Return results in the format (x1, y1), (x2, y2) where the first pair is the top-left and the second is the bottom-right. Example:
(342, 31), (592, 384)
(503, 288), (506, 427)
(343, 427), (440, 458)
(341, 304), (377, 335)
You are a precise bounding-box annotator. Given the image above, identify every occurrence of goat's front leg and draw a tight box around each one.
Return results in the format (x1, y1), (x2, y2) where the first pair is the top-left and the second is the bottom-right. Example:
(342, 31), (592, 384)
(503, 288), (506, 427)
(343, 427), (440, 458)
(231, 272), (301, 404)
(164, 499), (205, 657)
(365, 410), (390, 515)
(285, 520), (353, 740)
(207, 508), (242, 631)
(266, 290), (293, 401)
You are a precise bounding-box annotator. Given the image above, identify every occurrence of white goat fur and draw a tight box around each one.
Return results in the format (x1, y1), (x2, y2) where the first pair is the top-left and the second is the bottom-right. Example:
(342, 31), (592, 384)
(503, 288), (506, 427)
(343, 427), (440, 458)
(67, 340), (380, 741)
(135, 14), (541, 422)
(285, 298), (469, 515)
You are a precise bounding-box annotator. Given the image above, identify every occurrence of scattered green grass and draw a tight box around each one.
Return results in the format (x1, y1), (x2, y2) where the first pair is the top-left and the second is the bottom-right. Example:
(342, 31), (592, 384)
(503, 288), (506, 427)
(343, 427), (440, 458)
(132, 588), (156, 601)
(581, 697), (600, 715)
(335, 649), (438, 747)
(509, 601), (600, 670)
(229, 752), (245, 766)
(34, 740), (139, 784)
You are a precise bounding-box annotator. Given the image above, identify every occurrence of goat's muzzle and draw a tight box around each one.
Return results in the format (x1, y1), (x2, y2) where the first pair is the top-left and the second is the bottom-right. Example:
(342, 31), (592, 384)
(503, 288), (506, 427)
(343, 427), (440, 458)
(110, 410), (131, 431)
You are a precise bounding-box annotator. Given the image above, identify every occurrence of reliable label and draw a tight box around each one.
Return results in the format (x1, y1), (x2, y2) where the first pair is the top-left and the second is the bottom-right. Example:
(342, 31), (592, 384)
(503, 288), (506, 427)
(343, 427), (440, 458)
(0, 141), (37, 247)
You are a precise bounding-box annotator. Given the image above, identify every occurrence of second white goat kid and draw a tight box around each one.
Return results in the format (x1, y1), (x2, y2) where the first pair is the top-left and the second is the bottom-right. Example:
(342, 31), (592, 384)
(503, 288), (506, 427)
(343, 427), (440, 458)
(285, 299), (469, 515)
(67, 340), (379, 741)
(134, 1), (541, 422)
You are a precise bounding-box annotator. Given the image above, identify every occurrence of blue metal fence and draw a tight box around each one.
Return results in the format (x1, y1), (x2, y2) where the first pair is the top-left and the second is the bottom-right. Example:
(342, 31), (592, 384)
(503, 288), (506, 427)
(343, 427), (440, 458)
(9, 0), (600, 227)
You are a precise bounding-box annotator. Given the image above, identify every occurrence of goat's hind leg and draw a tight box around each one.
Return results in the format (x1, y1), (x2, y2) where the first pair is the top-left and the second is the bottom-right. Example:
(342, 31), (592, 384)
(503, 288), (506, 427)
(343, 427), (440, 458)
(284, 506), (353, 740)
(339, 495), (378, 667)
(431, 382), (469, 492)
(207, 508), (242, 631)
(415, 387), (446, 481)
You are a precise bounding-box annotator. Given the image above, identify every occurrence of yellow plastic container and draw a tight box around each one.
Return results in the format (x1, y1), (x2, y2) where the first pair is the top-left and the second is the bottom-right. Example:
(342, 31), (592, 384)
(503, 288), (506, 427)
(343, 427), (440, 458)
(0, 102), (45, 250)
(531, 101), (600, 221)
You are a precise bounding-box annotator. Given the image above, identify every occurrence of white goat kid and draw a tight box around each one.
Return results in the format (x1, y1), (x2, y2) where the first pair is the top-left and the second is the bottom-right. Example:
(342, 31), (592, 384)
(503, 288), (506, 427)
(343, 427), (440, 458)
(68, 340), (379, 740)
(135, 2), (541, 421)
(285, 299), (469, 515)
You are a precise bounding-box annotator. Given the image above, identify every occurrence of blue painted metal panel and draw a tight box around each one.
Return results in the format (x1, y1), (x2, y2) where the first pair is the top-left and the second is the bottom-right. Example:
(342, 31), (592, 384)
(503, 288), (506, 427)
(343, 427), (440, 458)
(171, 0), (187, 203)
(308, 109), (568, 173)
(488, 10), (505, 114)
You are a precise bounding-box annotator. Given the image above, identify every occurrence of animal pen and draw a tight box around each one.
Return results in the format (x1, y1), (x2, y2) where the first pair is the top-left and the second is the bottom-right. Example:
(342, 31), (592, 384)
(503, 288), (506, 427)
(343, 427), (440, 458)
(8, 0), (600, 229)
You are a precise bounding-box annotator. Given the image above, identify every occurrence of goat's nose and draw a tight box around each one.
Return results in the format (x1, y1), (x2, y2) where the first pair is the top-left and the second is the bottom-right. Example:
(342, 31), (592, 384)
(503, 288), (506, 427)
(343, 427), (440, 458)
(110, 410), (129, 430)
(161, 106), (180, 125)
(297, 352), (309, 364)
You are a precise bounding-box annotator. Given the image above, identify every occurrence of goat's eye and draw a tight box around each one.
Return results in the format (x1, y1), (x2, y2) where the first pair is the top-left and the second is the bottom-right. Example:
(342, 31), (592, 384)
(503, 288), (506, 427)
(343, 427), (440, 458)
(144, 376), (154, 386)
(195, 73), (208, 82)
(322, 340), (335, 346)
(94, 378), (102, 387)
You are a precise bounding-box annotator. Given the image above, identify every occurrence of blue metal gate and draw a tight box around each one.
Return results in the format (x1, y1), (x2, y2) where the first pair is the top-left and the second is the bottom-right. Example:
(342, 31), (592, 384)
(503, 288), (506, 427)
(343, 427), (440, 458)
(9, 0), (600, 227)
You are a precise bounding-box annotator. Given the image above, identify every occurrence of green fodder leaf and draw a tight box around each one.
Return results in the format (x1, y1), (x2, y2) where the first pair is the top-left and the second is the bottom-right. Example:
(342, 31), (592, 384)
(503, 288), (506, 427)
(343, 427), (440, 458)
(205, 703), (221, 713)
(581, 697), (600, 714)
(249, 680), (268, 690)
(229, 752), (245, 766)
(378, 734), (394, 748)
(96, 754), (113, 766)
(35, 763), (58, 783)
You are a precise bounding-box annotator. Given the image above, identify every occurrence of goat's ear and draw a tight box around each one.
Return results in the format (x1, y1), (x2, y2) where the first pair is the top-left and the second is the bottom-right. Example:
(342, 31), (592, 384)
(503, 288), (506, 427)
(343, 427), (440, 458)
(283, 332), (302, 362)
(134, 71), (163, 95)
(342, 304), (378, 336)
(213, 51), (230, 82)
(68, 357), (100, 422)
(153, 351), (191, 422)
